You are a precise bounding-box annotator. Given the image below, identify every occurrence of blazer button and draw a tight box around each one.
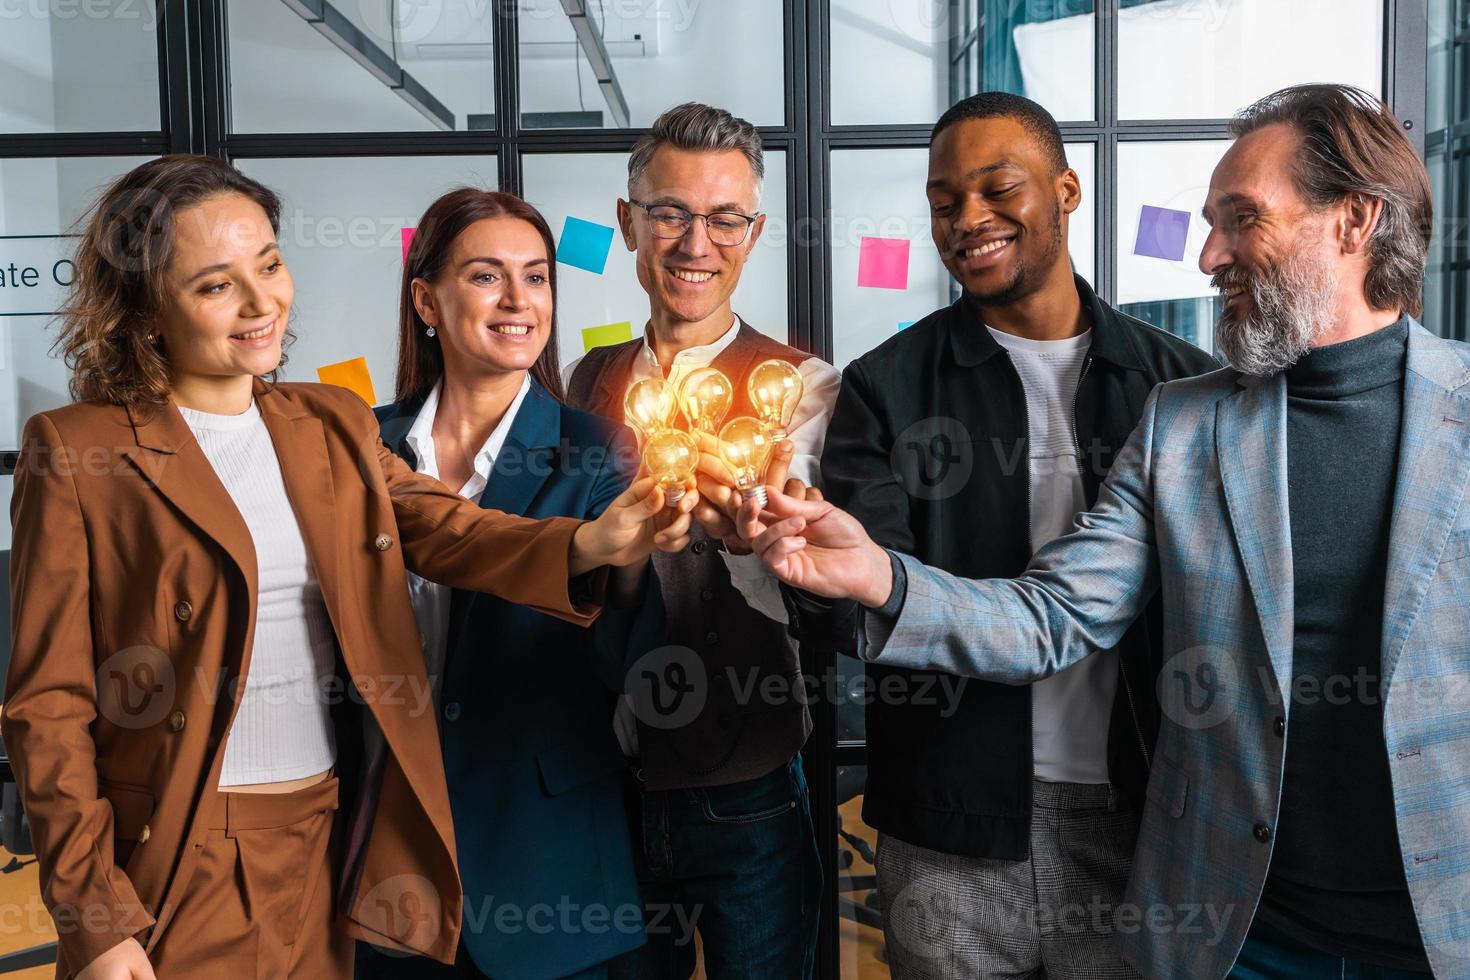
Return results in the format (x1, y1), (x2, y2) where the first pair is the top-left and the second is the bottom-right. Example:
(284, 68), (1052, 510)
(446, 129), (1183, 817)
(375, 533), (394, 551)
(168, 710), (186, 732)
(173, 600), (193, 622)
(1253, 823), (1271, 843)
(700, 588), (715, 602)
(705, 631), (719, 644)
(691, 541), (708, 555)
(443, 702), (461, 722)
(137, 824), (150, 844)
(1273, 716), (1285, 738)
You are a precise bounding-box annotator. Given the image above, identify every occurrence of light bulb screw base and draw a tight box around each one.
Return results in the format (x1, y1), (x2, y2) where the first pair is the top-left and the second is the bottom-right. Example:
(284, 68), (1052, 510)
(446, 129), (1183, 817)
(740, 485), (769, 508)
(663, 485), (687, 508)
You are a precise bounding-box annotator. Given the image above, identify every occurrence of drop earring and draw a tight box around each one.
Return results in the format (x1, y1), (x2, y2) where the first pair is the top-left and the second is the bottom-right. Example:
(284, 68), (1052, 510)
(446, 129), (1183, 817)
(426, 325), (436, 338)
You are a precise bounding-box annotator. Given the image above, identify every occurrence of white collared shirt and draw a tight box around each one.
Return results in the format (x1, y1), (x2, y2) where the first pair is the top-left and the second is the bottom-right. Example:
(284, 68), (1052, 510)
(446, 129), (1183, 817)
(404, 375), (533, 703)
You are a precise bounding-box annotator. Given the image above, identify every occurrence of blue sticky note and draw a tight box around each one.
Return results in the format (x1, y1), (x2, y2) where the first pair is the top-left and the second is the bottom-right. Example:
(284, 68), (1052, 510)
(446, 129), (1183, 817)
(1134, 205), (1191, 262)
(899, 321), (917, 331)
(557, 216), (616, 274)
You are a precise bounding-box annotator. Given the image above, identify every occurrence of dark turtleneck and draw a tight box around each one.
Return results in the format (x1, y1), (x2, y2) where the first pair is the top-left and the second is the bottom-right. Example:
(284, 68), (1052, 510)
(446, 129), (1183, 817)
(1255, 317), (1429, 970)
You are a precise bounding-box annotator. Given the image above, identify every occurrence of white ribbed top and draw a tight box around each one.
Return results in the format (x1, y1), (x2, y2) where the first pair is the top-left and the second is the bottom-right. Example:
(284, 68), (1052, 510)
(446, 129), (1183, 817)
(178, 401), (337, 786)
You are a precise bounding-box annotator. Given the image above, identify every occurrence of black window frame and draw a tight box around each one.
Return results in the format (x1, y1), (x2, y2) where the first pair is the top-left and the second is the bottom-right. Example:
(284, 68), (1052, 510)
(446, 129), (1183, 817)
(0, 5), (1432, 977)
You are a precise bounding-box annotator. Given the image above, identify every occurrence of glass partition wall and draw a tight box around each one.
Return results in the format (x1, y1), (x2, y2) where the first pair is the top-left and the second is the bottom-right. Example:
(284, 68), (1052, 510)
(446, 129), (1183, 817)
(0, 2), (1432, 977)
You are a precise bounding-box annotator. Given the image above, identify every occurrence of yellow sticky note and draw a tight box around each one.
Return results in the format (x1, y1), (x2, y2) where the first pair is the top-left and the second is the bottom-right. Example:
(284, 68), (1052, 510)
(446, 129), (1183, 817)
(317, 356), (377, 405)
(582, 321), (634, 353)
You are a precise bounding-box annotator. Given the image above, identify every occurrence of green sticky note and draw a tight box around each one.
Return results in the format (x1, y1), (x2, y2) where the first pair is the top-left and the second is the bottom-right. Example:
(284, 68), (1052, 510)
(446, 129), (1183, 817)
(582, 321), (634, 352)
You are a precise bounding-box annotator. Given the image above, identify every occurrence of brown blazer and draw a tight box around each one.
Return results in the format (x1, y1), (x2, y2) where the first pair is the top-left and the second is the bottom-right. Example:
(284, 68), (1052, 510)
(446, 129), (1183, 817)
(2, 380), (601, 977)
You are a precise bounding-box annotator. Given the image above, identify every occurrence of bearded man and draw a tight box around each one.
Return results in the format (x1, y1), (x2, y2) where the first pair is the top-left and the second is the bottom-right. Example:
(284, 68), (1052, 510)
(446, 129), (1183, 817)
(737, 84), (1462, 980)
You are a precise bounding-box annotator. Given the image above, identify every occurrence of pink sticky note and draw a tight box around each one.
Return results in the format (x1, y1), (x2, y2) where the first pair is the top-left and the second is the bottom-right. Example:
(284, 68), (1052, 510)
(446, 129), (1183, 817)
(401, 227), (415, 261)
(858, 237), (911, 290)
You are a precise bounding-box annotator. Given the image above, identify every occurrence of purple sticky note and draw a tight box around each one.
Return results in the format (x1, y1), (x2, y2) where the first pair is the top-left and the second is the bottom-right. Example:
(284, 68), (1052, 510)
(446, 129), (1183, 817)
(858, 237), (911, 290)
(1134, 206), (1190, 262)
(401, 227), (415, 261)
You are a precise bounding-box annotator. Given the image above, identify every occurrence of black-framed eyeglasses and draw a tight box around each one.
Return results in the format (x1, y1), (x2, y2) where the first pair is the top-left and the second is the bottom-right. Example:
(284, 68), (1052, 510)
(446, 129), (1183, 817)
(628, 201), (762, 246)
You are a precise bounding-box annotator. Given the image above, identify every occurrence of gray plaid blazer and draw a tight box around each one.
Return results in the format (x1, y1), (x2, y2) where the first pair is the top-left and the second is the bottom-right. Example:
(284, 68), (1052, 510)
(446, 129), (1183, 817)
(863, 320), (1470, 979)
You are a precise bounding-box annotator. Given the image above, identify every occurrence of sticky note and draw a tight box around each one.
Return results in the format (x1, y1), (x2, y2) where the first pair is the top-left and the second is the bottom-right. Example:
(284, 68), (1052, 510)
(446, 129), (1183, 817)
(558, 216), (616, 274)
(582, 321), (634, 353)
(858, 237), (911, 290)
(1134, 206), (1190, 262)
(318, 356), (377, 405)
(401, 227), (415, 261)
(899, 321), (917, 331)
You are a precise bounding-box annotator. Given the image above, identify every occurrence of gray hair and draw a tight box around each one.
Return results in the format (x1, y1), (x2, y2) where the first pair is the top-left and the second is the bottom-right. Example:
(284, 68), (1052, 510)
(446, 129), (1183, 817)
(628, 103), (765, 203)
(1229, 84), (1432, 319)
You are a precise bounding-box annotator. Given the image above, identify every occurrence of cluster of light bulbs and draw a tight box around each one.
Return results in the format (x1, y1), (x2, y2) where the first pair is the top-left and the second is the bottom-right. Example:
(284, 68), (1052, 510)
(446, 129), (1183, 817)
(625, 359), (805, 508)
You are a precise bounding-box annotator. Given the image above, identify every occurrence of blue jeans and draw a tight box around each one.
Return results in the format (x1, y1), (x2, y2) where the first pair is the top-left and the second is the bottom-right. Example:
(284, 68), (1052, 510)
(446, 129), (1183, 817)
(608, 757), (821, 980)
(1229, 915), (1431, 979)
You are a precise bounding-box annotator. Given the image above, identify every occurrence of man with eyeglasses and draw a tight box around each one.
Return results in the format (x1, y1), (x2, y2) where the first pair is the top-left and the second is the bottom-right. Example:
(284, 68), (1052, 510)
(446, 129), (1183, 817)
(563, 102), (839, 979)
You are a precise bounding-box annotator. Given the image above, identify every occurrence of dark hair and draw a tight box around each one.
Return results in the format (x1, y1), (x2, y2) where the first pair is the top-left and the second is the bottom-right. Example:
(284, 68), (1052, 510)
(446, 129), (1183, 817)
(1229, 84), (1432, 319)
(396, 188), (564, 405)
(57, 154), (291, 410)
(932, 92), (1068, 175)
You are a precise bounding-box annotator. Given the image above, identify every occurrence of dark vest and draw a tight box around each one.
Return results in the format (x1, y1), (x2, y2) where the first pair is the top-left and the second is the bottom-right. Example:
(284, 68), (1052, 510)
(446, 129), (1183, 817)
(568, 322), (812, 790)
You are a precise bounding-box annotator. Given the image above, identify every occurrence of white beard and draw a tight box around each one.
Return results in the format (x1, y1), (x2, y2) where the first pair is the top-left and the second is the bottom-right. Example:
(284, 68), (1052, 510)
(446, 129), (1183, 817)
(1215, 247), (1338, 377)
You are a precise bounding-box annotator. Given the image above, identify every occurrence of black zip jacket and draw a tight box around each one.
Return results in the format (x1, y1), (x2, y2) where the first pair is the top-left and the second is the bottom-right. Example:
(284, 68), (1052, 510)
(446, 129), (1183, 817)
(788, 275), (1219, 860)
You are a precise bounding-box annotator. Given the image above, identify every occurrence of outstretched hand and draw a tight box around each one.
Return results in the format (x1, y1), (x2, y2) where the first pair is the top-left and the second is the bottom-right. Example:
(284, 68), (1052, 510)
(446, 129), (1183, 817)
(691, 435), (806, 553)
(735, 485), (894, 607)
(572, 477), (697, 573)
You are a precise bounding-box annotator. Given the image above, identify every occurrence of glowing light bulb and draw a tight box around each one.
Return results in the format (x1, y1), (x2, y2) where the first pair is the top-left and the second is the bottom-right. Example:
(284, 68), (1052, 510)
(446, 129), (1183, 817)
(747, 359), (804, 440)
(643, 428), (699, 506)
(624, 377), (676, 440)
(718, 416), (775, 507)
(677, 367), (734, 434)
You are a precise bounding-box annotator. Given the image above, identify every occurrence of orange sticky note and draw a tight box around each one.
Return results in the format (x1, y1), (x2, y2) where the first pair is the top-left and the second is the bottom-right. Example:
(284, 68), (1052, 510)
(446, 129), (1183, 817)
(318, 356), (377, 405)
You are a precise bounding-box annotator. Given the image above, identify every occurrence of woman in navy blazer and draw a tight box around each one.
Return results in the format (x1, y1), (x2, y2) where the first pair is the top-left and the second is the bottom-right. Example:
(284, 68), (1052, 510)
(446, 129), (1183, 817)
(356, 189), (660, 979)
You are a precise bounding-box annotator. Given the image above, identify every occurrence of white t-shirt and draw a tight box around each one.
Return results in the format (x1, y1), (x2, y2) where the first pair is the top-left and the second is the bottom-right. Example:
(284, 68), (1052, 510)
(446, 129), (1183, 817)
(986, 325), (1118, 786)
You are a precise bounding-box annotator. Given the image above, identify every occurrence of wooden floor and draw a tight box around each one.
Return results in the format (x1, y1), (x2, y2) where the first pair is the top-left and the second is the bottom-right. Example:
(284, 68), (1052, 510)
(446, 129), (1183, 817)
(836, 794), (889, 980)
(0, 798), (892, 980)
(0, 848), (58, 980)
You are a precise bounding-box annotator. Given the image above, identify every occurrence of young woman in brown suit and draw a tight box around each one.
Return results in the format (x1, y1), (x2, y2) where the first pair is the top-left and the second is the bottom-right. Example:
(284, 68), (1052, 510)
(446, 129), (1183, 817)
(2, 155), (694, 980)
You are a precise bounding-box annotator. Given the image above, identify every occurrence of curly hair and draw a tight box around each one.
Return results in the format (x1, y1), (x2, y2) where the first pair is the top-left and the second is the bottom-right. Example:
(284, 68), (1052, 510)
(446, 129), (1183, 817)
(57, 154), (292, 410)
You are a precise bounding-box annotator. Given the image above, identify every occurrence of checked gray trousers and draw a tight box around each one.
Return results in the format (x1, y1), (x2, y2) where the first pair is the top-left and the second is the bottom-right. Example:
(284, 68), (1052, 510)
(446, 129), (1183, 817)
(876, 780), (1142, 980)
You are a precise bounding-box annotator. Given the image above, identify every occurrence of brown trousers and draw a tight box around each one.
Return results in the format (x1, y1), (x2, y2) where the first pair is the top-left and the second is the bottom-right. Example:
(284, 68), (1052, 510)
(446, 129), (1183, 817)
(147, 775), (354, 978)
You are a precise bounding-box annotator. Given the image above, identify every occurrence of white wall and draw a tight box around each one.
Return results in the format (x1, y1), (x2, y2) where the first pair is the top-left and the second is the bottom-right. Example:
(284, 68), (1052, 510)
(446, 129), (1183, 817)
(229, 0), (788, 132)
(0, 156), (156, 548)
(0, 0), (159, 133)
(828, 0), (948, 126)
(517, 0), (786, 127)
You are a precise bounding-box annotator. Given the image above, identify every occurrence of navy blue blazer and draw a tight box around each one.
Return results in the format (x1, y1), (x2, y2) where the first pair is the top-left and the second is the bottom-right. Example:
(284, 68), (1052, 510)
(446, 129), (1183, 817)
(361, 378), (660, 979)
